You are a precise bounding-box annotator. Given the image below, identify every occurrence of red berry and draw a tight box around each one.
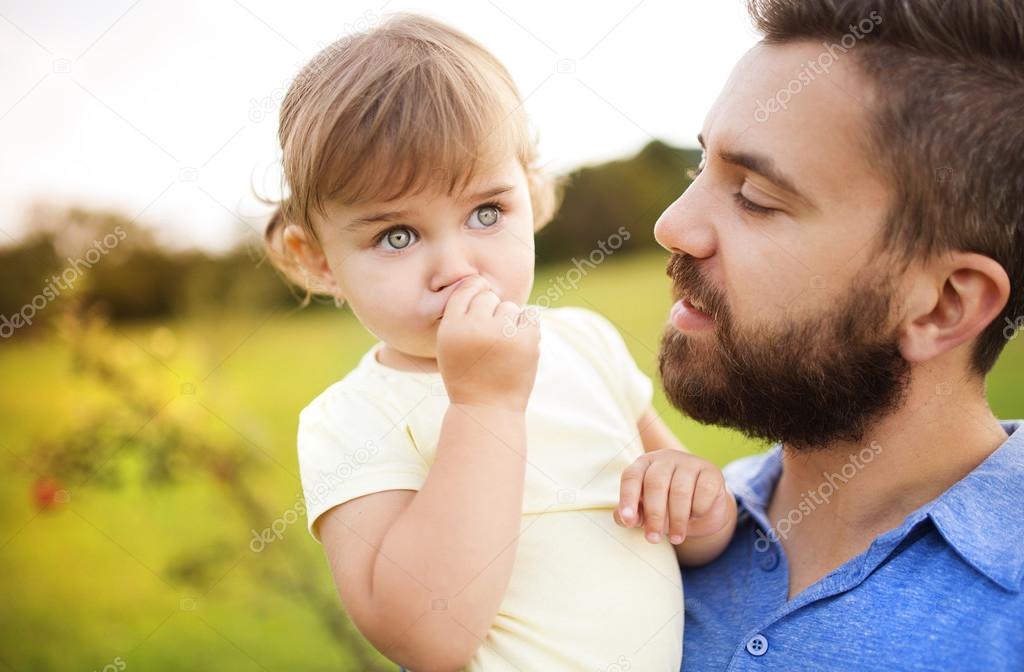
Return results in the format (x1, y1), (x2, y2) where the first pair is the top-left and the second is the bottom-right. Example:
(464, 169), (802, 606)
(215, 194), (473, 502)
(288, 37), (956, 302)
(33, 478), (64, 510)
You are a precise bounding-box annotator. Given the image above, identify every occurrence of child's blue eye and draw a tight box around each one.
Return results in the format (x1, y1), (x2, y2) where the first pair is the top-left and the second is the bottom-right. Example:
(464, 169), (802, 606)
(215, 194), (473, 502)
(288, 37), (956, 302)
(468, 204), (501, 229)
(378, 226), (416, 251)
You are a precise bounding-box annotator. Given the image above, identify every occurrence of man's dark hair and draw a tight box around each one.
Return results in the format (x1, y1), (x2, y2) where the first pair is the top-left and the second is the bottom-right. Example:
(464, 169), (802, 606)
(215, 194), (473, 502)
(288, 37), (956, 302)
(747, 0), (1024, 374)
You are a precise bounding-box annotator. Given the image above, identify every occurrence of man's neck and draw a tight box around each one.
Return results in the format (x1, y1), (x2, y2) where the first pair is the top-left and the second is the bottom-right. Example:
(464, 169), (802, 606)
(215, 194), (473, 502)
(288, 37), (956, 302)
(764, 369), (1008, 600)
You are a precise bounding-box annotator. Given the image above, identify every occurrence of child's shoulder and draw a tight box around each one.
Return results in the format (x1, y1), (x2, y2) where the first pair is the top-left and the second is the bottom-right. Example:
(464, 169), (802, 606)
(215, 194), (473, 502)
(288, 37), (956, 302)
(297, 346), (407, 427)
(537, 305), (653, 421)
(538, 305), (615, 335)
(538, 306), (628, 357)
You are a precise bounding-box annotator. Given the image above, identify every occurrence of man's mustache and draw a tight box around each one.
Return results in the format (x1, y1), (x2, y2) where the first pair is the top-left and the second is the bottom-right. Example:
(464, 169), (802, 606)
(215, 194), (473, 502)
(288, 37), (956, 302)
(666, 254), (726, 320)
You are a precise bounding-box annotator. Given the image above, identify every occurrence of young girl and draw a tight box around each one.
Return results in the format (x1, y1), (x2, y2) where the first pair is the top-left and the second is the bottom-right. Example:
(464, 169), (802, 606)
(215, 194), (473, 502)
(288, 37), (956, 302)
(265, 14), (736, 671)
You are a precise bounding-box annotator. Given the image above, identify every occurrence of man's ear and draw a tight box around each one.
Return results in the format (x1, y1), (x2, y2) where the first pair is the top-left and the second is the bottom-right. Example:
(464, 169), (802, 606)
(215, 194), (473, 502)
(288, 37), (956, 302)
(282, 224), (340, 296)
(900, 252), (1010, 364)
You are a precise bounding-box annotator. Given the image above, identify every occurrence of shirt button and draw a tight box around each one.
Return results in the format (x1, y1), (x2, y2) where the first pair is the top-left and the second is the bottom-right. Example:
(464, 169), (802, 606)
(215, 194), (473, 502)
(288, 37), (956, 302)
(746, 634), (769, 657)
(759, 551), (779, 571)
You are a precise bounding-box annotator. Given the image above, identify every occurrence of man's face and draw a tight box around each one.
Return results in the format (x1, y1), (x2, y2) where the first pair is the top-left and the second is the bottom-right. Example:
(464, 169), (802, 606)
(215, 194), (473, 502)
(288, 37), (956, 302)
(655, 41), (911, 450)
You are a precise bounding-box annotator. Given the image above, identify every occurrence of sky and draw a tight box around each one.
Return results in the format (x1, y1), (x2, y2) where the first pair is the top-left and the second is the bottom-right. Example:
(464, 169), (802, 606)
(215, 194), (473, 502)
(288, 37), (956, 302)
(0, 0), (760, 252)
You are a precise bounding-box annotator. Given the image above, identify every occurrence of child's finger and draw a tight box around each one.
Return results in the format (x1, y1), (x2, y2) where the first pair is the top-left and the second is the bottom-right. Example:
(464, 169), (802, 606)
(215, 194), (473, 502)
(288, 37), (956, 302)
(467, 289), (501, 316)
(687, 491), (731, 537)
(690, 467), (725, 519)
(640, 462), (675, 542)
(617, 457), (648, 527)
(442, 276), (488, 317)
(667, 468), (696, 544)
(494, 300), (521, 318)
(515, 306), (540, 329)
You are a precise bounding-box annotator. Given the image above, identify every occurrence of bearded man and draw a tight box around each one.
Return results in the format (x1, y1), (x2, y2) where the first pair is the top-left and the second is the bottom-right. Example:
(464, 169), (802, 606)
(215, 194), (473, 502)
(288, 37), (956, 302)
(654, 1), (1024, 669)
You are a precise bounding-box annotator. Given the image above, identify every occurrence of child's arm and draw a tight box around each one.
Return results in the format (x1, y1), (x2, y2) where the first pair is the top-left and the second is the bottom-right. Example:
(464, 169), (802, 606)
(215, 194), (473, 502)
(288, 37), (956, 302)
(317, 278), (538, 671)
(615, 407), (738, 567)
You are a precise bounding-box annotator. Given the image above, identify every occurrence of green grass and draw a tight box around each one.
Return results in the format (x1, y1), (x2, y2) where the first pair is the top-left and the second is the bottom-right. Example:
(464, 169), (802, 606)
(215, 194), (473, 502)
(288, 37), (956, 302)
(1, 249), (1021, 671)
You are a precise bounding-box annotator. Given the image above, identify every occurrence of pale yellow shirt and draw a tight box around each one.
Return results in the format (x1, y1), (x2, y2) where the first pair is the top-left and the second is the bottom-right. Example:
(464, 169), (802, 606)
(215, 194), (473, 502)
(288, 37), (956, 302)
(297, 306), (684, 671)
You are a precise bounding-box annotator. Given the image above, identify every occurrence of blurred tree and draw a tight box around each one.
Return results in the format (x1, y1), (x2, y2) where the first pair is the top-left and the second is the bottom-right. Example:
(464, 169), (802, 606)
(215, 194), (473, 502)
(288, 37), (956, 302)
(536, 140), (701, 264)
(0, 206), (296, 334)
(20, 303), (388, 670)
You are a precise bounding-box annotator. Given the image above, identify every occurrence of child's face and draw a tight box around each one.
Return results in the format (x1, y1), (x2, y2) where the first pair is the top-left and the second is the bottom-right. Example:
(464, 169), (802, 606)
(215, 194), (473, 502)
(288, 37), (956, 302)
(315, 157), (536, 360)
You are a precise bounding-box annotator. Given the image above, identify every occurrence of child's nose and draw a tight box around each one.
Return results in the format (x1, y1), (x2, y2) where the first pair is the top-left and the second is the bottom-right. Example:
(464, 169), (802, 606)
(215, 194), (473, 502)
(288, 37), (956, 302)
(432, 272), (481, 294)
(429, 243), (479, 292)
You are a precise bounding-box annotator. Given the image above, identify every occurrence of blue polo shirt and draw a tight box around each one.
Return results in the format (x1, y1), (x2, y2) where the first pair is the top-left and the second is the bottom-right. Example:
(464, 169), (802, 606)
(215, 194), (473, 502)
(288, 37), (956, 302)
(681, 420), (1024, 671)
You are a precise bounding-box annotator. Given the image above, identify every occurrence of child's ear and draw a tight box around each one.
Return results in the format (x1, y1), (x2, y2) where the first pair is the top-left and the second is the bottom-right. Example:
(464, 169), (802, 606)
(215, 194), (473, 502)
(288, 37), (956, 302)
(282, 224), (341, 297)
(899, 252), (1010, 365)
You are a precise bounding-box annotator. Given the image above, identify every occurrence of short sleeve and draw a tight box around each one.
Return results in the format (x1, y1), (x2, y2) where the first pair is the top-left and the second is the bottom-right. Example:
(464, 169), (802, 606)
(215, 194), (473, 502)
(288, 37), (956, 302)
(297, 386), (429, 542)
(547, 307), (654, 424)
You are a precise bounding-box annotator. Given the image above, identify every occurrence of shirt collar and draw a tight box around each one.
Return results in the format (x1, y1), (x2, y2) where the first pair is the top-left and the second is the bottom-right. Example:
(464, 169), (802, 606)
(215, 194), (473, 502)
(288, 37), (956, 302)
(724, 446), (781, 519)
(724, 420), (1024, 593)
(924, 420), (1024, 591)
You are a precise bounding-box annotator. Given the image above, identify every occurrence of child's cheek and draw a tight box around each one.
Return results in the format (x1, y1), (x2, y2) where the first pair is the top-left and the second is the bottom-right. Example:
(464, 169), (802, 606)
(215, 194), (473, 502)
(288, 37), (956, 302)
(501, 243), (536, 306)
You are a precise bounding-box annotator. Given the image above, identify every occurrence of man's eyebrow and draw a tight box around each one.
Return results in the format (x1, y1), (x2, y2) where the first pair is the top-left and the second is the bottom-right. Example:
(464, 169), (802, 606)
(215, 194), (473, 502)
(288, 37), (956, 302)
(697, 133), (814, 208)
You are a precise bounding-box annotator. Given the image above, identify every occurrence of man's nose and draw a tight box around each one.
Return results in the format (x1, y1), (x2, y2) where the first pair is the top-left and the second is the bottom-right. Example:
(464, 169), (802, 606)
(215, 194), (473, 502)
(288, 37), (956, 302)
(654, 184), (717, 260)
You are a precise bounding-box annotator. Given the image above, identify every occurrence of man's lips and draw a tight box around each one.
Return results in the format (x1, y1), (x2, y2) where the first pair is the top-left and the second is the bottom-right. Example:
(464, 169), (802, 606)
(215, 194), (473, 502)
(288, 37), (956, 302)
(669, 295), (715, 333)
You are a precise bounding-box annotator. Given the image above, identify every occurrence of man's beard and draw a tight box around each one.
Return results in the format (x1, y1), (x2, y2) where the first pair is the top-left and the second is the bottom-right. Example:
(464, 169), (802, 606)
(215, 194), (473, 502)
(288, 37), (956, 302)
(658, 254), (911, 451)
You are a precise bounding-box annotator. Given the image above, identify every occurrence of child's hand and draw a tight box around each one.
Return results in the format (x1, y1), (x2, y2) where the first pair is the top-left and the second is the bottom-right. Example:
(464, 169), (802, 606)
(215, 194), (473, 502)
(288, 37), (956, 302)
(614, 449), (732, 545)
(436, 276), (540, 412)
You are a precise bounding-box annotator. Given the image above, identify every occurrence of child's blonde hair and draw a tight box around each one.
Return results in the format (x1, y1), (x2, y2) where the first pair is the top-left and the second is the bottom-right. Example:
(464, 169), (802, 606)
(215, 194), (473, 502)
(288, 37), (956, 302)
(264, 13), (559, 294)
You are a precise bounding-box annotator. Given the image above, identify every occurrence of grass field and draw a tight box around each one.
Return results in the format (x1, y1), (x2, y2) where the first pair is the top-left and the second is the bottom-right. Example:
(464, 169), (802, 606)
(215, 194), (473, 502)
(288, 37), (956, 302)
(1, 249), (1021, 671)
